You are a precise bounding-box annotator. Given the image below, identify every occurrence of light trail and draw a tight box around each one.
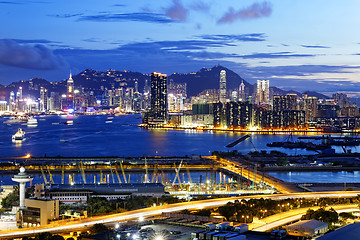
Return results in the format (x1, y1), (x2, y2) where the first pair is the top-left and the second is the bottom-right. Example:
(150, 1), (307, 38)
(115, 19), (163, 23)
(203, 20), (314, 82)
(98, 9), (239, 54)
(1, 191), (360, 239)
(251, 205), (359, 232)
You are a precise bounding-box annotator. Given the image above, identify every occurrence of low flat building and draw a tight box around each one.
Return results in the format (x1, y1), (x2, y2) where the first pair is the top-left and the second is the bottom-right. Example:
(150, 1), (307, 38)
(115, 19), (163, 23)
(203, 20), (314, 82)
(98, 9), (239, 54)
(41, 183), (166, 203)
(286, 220), (328, 238)
(20, 198), (59, 227)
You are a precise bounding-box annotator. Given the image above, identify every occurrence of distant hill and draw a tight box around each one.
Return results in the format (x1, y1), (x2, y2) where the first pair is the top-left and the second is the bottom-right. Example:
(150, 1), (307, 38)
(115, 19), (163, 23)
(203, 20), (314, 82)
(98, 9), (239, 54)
(0, 66), (331, 100)
(168, 65), (253, 96)
(303, 91), (330, 99)
(70, 69), (150, 95)
(271, 86), (301, 97)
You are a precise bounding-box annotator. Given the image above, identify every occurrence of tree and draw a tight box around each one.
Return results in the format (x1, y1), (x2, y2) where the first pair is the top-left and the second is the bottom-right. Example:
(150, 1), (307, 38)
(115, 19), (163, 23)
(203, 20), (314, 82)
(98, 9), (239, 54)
(50, 235), (65, 240)
(90, 223), (108, 235)
(1, 192), (19, 209)
(180, 209), (190, 214)
(34, 232), (53, 240)
(301, 208), (338, 225)
(196, 209), (211, 217)
(218, 204), (236, 221)
(339, 212), (355, 220)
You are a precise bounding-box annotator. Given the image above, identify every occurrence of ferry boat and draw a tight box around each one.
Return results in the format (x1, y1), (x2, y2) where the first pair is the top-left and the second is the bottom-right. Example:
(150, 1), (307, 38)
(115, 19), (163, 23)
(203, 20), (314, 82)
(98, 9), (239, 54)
(12, 128), (25, 141)
(26, 117), (38, 126)
(64, 120), (73, 125)
(4, 116), (27, 124)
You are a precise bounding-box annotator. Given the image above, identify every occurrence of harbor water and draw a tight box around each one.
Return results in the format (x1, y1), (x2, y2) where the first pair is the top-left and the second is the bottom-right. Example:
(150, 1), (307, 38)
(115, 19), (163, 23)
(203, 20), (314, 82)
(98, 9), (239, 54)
(0, 114), (350, 157)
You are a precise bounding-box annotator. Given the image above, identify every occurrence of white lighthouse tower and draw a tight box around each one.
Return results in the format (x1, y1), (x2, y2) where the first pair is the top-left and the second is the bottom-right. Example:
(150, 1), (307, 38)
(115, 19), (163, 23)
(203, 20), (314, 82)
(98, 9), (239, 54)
(12, 167), (33, 209)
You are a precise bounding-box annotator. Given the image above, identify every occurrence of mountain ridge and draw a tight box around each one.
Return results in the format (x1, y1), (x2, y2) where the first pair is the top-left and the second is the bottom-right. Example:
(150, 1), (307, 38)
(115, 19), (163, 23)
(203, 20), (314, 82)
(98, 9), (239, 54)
(0, 65), (330, 100)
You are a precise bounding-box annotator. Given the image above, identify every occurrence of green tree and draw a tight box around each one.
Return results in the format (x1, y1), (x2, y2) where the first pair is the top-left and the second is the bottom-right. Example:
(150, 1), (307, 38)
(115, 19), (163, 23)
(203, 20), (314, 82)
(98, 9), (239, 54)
(34, 232), (53, 240)
(218, 204), (236, 221)
(1, 192), (19, 209)
(301, 208), (338, 225)
(90, 223), (108, 235)
(196, 209), (211, 217)
(50, 235), (65, 240)
(339, 212), (355, 220)
(180, 209), (190, 214)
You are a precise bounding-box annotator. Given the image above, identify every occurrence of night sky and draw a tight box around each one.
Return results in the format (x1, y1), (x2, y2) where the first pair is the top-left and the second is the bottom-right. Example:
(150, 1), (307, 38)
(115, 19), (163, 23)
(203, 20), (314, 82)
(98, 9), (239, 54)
(1, 0), (360, 96)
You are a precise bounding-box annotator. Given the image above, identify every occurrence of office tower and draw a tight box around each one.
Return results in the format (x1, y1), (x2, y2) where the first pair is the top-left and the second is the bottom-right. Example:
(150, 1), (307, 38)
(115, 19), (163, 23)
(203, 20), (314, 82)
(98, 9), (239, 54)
(256, 80), (269, 105)
(225, 101), (253, 128)
(150, 72), (167, 122)
(333, 93), (350, 108)
(219, 70), (227, 103)
(66, 73), (74, 109)
(18, 87), (23, 100)
(40, 87), (48, 112)
(239, 80), (246, 102)
(303, 96), (318, 122)
(135, 80), (139, 93)
(273, 94), (298, 112)
(9, 91), (15, 111)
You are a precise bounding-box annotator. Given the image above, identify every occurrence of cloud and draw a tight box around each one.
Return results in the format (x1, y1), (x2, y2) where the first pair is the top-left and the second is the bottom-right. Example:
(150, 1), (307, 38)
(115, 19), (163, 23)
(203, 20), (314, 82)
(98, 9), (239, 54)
(301, 45), (330, 49)
(190, 1), (210, 12)
(0, 1), (22, 4)
(83, 38), (103, 43)
(249, 65), (359, 77)
(240, 52), (315, 59)
(165, 0), (188, 21)
(218, 1), (272, 24)
(200, 33), (266, 42)
(114, 39), (236, 52)
(0, 39), (65, 70)
(12, 39), (59, 44)
(49, 13), (83, 18)
(112, 4), (126, 7)
(78, 12), (174, 23)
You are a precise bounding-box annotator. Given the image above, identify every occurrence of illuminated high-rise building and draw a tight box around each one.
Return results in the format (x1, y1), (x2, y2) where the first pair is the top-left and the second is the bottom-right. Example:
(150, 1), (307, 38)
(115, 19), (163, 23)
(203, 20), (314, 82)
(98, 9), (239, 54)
(239, 80), (246, 102)
(66, 73), (74, 109)
(135, 80), (139, 93)
(9, 91), (15, 111)
(219, 70), (227, 103)
(273, 94), (297, 112)
(40, 87), (48, 112)
(150, 72), (167, 122)
(18, 87), (23, 100)
(303, 95), (318, 122)
(256, 80), (269, 105)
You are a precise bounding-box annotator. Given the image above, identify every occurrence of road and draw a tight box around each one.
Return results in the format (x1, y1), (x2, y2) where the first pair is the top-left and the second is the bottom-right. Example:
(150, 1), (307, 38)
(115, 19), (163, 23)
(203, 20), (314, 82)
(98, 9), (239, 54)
(1, 191), (360, 239)
(205, 156), (302, 193)
(250, 204), (359, 232)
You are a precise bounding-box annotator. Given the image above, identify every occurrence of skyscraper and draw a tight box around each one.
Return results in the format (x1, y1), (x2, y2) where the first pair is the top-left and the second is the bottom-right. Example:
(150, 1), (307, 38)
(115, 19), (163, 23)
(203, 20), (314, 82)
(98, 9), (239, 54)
(303, 96), (318, 122)
(66, 73), (74, 109)
(239, 80), (246, 102)
(40, 87), (48, 112)
(256, 80), (270, 105)
(150, 72), (167, 122)
(219, 70), (227, 103)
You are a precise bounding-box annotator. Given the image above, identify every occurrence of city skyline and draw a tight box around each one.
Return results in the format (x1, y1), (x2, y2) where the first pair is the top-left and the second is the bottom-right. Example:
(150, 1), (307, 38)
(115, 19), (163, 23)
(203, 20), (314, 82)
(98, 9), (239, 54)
(1, 1), (360, 96)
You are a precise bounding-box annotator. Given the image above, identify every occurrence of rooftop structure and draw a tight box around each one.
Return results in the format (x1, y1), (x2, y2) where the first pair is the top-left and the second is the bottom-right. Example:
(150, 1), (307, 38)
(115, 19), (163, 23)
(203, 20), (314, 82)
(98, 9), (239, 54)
(286, 219), (328, 237)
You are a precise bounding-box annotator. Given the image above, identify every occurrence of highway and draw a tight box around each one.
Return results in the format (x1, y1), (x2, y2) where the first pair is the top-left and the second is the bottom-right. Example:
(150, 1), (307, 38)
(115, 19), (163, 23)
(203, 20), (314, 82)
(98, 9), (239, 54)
(1, 191), (360, 239)
(204, 156), (299, 193)
(250, 204), (359, 232)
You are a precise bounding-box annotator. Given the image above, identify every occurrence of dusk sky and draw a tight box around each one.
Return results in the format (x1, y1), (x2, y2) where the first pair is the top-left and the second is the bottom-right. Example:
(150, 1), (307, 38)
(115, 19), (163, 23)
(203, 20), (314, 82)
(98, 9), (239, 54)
(1, 0), (360, 96)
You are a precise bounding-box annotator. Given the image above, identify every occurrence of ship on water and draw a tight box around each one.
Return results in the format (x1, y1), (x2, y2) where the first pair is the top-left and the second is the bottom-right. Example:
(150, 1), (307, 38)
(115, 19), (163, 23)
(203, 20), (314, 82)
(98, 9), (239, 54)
(12, 128), (25, 142)
(26, 117), (38, 126)
(4, 116), (27, 124)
